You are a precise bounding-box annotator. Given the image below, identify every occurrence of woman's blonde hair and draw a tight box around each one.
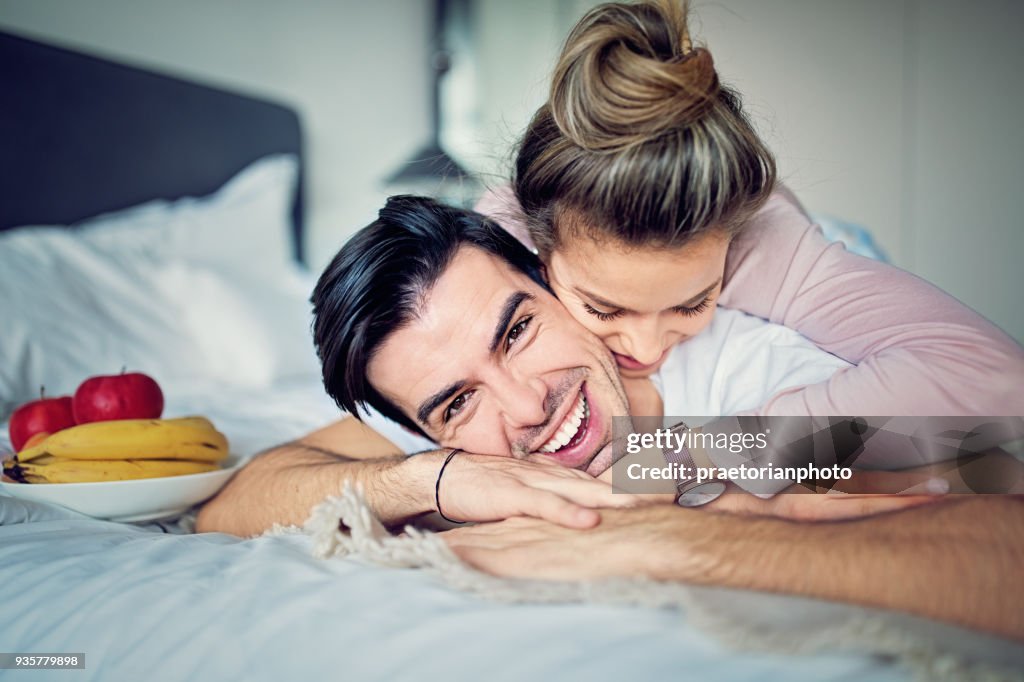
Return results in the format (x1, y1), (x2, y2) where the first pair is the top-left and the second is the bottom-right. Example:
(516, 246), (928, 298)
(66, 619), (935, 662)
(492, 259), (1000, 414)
(514, 0), (776, 257)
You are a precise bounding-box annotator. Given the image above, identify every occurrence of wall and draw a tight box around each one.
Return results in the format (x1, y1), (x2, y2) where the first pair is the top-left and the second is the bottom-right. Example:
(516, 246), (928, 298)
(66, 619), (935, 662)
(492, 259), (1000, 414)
(468, 0), (1023, 342)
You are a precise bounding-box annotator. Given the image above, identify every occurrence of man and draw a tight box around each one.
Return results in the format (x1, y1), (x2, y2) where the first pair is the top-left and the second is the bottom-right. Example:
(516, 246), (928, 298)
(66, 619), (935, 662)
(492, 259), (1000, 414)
(196, 196), (1023, 641)
(199, 196), (652, 535)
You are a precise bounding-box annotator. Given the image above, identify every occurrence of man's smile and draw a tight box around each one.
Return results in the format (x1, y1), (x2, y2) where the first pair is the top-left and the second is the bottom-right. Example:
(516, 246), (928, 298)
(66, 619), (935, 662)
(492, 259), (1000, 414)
(530, 382), (604, 469)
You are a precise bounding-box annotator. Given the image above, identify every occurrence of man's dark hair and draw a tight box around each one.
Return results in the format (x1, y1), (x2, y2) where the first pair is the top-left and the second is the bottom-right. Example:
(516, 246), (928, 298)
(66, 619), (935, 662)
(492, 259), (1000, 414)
(312, 195), (548, 436)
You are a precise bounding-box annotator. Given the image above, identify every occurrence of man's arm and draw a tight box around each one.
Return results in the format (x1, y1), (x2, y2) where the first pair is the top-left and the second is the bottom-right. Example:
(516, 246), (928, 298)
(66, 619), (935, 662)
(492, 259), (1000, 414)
(445, 496), (1024, 641)
(196, 417), (646, 537)
(196, 417), (430, 536)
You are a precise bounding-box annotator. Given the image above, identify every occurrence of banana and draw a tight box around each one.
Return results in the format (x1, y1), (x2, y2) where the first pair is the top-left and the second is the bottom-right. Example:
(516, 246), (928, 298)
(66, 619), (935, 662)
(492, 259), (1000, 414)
(4, 456), (220, 483)
(15, 416), (229, 464)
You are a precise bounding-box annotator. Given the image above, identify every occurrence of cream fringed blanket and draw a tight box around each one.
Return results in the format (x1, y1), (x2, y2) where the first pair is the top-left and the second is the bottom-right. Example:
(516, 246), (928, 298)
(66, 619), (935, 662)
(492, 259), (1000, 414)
(295, 484), (1024, 682)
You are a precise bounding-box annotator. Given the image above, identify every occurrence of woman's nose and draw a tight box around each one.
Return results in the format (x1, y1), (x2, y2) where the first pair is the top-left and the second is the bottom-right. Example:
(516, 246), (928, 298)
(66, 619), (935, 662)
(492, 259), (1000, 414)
(619, 317), (668, 365)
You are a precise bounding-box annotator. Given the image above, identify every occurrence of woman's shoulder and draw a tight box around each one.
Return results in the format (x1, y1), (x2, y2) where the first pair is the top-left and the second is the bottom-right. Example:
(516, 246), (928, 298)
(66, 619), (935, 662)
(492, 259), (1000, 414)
(719, 184), (832, 313)
(729, 184), (818, 256)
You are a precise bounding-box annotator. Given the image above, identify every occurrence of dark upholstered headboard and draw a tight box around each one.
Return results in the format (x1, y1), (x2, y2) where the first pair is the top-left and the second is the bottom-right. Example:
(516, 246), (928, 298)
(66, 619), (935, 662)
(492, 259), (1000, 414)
(0, 30), (306, 263)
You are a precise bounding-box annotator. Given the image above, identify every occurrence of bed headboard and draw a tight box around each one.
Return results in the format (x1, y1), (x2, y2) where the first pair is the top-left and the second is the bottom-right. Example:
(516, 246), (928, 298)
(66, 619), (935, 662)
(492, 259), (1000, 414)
(0, 30), (306, 264)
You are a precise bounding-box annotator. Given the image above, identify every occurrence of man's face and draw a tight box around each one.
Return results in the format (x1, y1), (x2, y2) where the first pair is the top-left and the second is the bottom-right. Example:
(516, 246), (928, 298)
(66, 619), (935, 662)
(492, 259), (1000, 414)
(367, 246), (630, 474)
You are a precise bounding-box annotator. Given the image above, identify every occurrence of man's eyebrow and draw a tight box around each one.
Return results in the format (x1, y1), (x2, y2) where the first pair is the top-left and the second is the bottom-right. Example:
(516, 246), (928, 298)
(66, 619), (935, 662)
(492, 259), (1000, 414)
(416, 380), (467, 426)
(576, 278), (721, 312)
(488, 291), (534, 354)
(414, 291), (534, 426)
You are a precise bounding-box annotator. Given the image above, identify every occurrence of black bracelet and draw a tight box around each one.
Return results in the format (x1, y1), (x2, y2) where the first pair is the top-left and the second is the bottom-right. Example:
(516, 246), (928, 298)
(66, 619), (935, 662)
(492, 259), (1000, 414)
(435, 449), (465, 524)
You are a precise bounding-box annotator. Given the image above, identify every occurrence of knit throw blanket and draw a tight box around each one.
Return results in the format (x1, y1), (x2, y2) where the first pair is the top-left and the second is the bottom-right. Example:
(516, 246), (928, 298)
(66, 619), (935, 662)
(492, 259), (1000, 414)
(293, 483), (1024, 682)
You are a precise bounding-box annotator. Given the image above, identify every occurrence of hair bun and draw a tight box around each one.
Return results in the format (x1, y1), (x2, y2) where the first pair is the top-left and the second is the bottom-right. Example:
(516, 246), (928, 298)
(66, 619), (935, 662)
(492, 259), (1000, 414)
(549, 1), (720, 151)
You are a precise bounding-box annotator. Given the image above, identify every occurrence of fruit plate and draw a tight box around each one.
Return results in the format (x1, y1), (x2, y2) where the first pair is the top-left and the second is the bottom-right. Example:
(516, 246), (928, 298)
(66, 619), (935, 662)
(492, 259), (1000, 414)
(0, 455), (243, 523)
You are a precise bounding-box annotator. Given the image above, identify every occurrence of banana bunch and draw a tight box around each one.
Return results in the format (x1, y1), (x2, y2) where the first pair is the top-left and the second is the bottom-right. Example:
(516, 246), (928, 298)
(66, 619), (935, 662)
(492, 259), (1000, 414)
(2, 416), (229, 484)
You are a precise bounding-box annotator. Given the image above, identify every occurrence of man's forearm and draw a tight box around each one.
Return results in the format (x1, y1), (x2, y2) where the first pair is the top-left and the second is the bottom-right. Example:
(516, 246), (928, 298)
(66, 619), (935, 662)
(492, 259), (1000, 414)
(661, 497), (1024, 640)
(195, 442), (440, 537)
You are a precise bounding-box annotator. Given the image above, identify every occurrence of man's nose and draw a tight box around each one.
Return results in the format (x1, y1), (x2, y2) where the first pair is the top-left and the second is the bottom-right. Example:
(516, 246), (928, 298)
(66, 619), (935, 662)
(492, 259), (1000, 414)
(494, 371), (549, 428)
(620, 316), (667, 365)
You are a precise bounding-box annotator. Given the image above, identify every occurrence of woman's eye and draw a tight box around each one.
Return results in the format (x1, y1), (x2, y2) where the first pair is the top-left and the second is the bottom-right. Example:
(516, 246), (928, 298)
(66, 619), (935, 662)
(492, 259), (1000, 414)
(506, 316), (533, 349)
(583, 303), (624, 322)
(673, 297), (711, 318)
(444, 391), (473, 423)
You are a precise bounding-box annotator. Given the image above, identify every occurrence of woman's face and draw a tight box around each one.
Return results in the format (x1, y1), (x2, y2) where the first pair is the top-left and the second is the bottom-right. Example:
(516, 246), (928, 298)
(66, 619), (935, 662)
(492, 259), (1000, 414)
(545, 231), (730, 379)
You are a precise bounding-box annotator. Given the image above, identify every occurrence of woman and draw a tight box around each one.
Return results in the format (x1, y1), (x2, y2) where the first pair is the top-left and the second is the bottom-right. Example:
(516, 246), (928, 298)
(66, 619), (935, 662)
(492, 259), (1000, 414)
(478, 0), (1024, 417)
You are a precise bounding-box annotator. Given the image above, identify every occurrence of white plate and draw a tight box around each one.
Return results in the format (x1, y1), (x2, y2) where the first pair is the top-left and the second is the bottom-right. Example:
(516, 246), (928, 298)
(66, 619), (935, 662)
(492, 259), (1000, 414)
(0, 456), (243, 522)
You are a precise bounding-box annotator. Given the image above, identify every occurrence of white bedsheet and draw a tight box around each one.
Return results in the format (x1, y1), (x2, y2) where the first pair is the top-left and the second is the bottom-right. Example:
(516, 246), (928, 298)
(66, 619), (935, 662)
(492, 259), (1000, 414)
(0, 503), (913, 682)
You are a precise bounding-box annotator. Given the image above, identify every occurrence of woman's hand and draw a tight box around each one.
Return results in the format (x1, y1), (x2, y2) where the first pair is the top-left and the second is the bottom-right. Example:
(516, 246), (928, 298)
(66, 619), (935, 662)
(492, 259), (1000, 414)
(707, 469), (951, 521)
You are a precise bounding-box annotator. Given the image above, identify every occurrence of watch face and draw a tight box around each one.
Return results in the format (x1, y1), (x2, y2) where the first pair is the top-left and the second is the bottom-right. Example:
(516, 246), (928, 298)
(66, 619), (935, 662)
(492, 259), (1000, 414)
(675, 481), (727, 507)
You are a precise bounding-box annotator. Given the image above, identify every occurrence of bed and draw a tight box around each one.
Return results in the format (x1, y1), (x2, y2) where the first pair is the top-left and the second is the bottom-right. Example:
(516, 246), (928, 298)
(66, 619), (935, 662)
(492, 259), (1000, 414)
(1, 29), (1021, 682)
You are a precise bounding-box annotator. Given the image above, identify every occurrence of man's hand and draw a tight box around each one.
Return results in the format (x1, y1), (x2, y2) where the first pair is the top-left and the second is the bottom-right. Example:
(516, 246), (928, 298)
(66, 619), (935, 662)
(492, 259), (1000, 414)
(426, 452), (664, 529)
(443, 506), (692, 580)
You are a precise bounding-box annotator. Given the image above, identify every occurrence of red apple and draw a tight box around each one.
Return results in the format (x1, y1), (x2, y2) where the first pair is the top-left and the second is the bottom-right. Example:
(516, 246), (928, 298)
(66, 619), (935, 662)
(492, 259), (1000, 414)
(9, 391), (76, 451)
(73, 371), (164, 424)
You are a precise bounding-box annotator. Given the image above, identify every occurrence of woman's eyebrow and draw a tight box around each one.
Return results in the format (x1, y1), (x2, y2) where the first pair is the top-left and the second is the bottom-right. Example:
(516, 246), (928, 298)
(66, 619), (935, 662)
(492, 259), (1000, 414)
(575, 287), (629, 311)
(576, 278), (721, 312)
(677, 279), (722, 307)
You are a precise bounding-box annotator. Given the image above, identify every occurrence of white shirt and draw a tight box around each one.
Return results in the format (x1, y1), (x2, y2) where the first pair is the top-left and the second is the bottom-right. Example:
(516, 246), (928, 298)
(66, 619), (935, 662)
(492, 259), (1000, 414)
(653, 306), (851, 416)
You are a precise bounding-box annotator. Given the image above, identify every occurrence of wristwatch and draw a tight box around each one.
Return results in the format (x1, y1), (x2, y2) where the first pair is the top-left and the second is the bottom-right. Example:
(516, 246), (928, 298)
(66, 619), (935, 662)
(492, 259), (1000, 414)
(663, 421), (726, 507)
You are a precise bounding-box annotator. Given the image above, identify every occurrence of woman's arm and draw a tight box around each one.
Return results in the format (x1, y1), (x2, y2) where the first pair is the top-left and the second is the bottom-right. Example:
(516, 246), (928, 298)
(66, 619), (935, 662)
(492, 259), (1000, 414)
(720, 186), (1024, 415)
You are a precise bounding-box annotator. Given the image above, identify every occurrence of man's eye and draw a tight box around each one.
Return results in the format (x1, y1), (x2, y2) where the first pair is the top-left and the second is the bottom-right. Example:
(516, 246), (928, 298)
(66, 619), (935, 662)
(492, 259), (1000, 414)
(583, 302), (624, 322)
(444, 391), (473, 423)
(505, 316), (533, 349)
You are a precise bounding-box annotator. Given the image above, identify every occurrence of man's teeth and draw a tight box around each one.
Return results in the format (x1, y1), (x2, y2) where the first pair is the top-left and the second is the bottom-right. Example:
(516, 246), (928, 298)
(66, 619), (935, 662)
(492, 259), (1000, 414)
(540, 392), (589, 453)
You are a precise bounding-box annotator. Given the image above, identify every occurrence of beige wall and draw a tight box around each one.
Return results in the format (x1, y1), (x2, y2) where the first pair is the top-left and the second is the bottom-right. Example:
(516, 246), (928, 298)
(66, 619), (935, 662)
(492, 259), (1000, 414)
(2, 0), (1021, 340)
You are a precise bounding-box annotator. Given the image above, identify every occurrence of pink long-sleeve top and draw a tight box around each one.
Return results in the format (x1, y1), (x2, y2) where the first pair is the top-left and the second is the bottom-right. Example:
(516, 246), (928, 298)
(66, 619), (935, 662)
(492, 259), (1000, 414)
(475, 185), (1024, 417)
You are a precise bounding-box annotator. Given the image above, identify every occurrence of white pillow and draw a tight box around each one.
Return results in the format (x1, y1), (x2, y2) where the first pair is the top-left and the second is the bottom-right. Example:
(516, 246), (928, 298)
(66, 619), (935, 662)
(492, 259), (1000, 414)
(0, 155), (305, 420)
(75, 154), (298, 277)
